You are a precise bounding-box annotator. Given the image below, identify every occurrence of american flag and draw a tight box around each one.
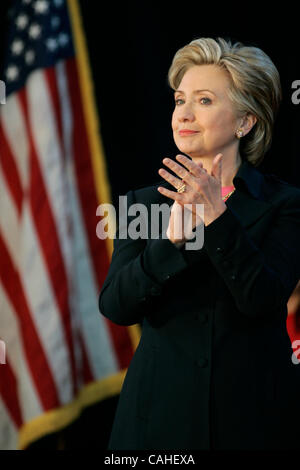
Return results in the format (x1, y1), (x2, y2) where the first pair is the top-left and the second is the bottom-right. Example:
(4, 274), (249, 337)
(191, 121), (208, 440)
(0, 0), (138, 449)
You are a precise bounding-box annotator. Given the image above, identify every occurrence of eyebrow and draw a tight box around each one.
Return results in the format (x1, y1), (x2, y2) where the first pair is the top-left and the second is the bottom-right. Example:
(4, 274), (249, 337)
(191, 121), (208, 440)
(174, 89), (216, 96)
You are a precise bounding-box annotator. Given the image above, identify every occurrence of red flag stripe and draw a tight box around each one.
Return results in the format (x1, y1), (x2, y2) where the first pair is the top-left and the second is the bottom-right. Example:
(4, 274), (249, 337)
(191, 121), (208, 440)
(78, 334), (94, 384)
(44, 67), (64, 160)
(66, 58), (135, 369)
(17, 88), (78, 395)
(0, 232), (59, 410)
(0, 357), (23, 428)
(65, 59), (110, 289)
(0, 122), (23, 215)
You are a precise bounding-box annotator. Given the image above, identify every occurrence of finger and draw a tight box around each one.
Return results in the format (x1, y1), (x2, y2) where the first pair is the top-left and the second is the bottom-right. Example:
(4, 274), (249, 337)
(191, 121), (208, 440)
(158, 168), (189, 191)
(175, 154), (206, 177)
(170, 200), (184, 217)
(157, 185), (185, 203)
(211, 153), (222, 181)
(162, 157), (197, 187)
(218, 154), (222, 182)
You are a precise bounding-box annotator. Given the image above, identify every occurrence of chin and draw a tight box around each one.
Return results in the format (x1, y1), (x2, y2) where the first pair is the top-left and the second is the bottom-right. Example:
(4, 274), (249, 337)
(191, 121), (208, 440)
(177, 147), (204, 159)
(174, 140), (203, 157)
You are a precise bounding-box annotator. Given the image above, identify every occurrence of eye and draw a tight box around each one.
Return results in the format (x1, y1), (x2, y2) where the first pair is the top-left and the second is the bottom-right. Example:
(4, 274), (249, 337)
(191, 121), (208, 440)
(174, 98), (184, 106)
(199, 97), (211, 105)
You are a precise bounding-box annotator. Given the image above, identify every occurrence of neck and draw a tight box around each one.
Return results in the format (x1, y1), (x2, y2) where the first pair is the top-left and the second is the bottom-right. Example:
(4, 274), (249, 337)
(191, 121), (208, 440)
(190, 151), (242, 187)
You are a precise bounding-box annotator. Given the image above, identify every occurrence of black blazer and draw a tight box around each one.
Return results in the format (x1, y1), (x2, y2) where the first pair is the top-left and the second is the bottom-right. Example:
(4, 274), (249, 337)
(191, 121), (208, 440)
(99, 159), (300, 450)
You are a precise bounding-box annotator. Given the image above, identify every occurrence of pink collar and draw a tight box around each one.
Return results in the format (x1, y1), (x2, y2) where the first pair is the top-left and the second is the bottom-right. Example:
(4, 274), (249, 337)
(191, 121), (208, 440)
(221, 185), (235, 198)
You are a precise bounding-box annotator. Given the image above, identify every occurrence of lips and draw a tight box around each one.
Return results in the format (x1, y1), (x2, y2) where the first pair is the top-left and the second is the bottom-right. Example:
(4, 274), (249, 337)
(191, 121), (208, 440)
(178, 129), (199, 136)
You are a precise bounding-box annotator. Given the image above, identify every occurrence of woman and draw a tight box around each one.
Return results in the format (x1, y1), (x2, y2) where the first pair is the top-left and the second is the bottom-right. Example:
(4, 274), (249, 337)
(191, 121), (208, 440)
(99, 37), (300, 450)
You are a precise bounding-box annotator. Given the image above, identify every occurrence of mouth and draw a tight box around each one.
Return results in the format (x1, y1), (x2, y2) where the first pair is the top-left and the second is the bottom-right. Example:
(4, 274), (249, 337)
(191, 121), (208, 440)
(178, 130), (199, 136)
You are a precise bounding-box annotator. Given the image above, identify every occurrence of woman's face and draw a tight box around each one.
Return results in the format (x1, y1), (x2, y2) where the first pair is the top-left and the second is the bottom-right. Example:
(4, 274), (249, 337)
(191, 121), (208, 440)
(171, 64), (241, 159)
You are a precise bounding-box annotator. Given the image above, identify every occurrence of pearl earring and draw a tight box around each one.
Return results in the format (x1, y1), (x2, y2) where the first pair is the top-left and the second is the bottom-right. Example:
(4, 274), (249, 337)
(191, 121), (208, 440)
(236, 129), (243, 139)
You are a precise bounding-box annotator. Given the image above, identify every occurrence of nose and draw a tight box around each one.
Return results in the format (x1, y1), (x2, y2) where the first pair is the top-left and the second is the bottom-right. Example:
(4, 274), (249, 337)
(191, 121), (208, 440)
(177, 101), (195, 122)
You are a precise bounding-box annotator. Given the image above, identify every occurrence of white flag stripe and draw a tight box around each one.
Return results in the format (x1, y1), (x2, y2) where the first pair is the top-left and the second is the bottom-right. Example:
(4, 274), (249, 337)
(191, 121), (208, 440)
(19, 203), (73, 404)
(27, 69), (86, 382)
(0, 399), (18, 450)
(0, 95), (29, 193)
(0, 167), (21, 268)
(56, 61), (118, 378)
(53, 62), (86, 383)
(29, 66), (87, 383)
(27, 70), (75, 291)
(0, 284), (43, 422)
(27, 70), (85, 389)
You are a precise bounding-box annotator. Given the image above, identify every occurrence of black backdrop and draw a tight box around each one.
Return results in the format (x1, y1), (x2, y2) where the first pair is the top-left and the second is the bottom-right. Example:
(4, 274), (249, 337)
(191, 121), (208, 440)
(0, 0), (300, 450)
(77, 2), (300, 206)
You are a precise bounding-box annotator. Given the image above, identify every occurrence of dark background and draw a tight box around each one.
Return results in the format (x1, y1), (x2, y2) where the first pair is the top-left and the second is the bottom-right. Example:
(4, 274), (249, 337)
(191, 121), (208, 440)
(77, 2), (300, 206)
(0, 0), (299, 449)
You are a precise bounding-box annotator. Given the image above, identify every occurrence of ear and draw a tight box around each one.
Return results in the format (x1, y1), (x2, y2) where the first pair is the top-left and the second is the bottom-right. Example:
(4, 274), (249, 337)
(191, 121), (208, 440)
(239, 113), (257, 137)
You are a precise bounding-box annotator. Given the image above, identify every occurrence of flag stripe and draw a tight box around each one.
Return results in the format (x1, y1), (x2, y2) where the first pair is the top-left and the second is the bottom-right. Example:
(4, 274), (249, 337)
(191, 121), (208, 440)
(18, 87), (78, 396)
(0, 162), (21, 269)
(56, 59), (119, 378)
(0, 171), (43, 422)
(0, 357), (23, 428)
(65, 59), (110, 289)
(1, 95), (75, 407)
(0, 232), (59, 410)
(0, 122), (23, 215)
(40, 64), (96, 386)
(44, 66), (64, 156)
(0, 399), (18, 450)
(53, 61), (95, 384)
(0, 283), (43, 422)
(66, 58), (135, 370)
(0, 94), (30, 197)
(19, 204), (74, 405)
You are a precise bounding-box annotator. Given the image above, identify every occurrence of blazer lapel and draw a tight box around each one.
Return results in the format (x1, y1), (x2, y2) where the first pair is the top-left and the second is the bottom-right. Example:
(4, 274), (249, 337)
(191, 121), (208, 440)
(225, 189), (271, 229)
(226, 159), (272, 228)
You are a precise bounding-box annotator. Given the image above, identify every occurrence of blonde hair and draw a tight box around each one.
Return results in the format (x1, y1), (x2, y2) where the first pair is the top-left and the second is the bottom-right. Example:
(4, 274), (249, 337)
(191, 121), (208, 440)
(168, 37), (282, 166)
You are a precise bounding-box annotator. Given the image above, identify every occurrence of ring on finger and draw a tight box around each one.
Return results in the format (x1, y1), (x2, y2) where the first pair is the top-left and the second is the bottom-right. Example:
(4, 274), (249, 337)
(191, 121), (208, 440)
(177, 182), (186, 193)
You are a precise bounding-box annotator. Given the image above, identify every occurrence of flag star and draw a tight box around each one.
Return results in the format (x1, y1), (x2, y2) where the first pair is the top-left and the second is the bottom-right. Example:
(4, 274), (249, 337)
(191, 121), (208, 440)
(6, 65), (19, 82)
(25, 50), (35, 65)
(34, 0), (49, 14)
(46, 37), (58, 52)
(28, 23), (42, 39)
(16, 14), (29, 30)
(51, 16), (60, 29)
(11, 39), (24, 55)
(58, 33), (69, 47)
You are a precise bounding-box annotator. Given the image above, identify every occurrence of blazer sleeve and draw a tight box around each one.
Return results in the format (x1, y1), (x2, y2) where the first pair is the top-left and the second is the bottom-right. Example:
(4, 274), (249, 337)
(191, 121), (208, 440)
(99, 189), (190, 326)
(199, 192), (300, 319)
(99, 187), (300, 325)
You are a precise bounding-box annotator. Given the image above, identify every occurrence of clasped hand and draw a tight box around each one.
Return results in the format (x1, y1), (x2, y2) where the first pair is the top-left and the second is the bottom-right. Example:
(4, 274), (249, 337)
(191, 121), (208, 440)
(157, 153), (227, 245)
